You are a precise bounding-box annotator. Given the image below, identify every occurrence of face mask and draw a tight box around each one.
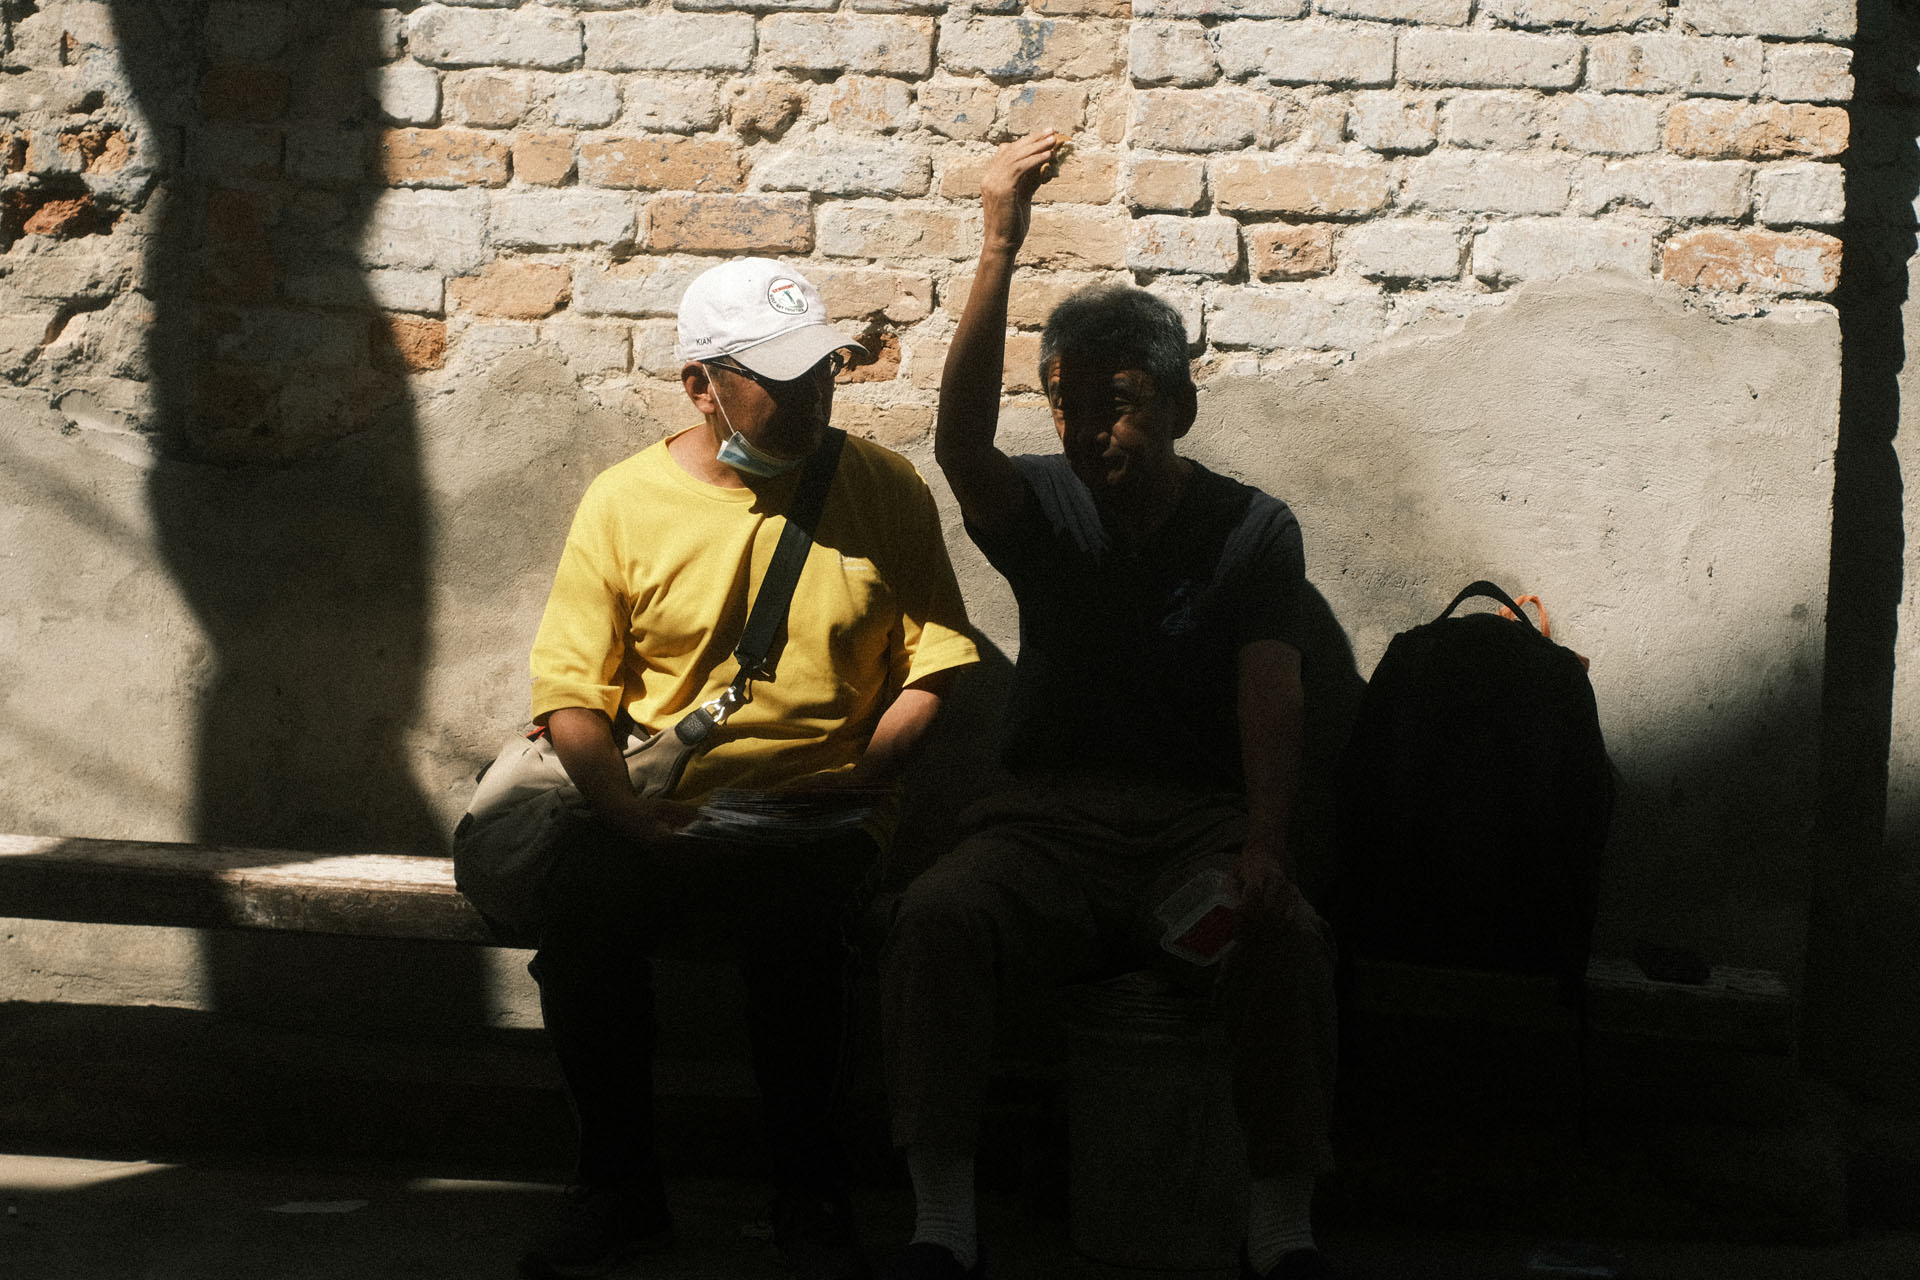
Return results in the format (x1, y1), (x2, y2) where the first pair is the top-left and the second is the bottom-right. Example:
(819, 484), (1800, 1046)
(706, 366), (803, 478)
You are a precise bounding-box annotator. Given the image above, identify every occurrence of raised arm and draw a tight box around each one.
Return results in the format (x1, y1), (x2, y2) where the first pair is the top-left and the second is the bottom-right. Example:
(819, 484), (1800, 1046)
(936, 129), (1063, 537)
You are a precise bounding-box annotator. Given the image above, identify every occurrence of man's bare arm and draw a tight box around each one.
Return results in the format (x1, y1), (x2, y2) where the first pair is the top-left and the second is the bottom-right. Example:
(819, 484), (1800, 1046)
(1233, 638), (1306, 904)
(936, 129), (1063, 538)
(847, 668), (957, 786)
(545, 706), (694, 846)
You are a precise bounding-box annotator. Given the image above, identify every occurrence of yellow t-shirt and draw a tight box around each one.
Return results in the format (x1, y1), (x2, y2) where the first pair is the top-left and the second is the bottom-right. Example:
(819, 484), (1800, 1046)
(529, 428), (980, 804)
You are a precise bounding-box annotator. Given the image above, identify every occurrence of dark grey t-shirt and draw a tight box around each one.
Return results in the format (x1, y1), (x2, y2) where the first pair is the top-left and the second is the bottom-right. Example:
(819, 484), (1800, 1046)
(967, 454), (1306, 791)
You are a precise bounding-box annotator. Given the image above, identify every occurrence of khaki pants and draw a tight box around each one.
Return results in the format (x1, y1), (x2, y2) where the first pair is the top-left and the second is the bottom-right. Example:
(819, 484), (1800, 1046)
(881, 779), (1337, 1177)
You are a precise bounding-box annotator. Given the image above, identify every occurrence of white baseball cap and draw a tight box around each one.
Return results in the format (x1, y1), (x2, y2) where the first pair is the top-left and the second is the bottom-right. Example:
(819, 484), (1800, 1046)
(675, 258), (867, 381)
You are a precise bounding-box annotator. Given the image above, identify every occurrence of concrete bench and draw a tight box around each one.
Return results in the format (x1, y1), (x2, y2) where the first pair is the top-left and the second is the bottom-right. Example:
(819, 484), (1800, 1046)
(0, 833), (494, 944)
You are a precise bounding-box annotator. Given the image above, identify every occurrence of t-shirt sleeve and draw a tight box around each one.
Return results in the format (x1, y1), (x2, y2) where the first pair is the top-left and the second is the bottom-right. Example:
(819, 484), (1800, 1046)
(961, 455), (1051, 584)
(886, 470), (980, 692)
(1229, 497), (1308, 654)
(528, 479), (630, 723)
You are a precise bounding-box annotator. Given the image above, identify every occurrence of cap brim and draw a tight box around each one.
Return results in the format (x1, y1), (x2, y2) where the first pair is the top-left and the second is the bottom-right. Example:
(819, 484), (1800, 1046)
(730, 324), (867, 381)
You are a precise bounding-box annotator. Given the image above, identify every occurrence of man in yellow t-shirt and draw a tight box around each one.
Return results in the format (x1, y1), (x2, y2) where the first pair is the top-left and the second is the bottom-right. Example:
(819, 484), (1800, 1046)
(518, 258), (978, 1280)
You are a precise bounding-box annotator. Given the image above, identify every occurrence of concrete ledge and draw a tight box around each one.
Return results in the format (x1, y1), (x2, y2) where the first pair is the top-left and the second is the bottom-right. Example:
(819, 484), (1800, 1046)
(0, 834), (493, 944)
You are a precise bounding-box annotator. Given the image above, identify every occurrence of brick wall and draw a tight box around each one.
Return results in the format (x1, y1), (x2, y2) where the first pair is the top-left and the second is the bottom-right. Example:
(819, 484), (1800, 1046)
(0, 1), (1851, 459)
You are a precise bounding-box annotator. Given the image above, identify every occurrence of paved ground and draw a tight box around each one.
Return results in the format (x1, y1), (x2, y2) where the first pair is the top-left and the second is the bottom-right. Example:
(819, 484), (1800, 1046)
(5, 1150), (1920, 1280)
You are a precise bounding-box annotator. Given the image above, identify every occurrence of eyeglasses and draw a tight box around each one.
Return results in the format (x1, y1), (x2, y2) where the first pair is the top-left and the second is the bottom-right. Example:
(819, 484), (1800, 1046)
(712, 349), (852, 389)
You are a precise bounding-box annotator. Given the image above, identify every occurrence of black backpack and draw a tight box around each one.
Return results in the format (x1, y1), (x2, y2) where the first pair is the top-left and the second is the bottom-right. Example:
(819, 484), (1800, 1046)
(1333, 580), (1613, 1000)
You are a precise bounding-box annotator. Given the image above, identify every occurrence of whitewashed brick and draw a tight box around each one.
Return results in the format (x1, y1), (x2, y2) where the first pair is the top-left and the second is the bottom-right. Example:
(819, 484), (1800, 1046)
(918, 79), (999, 139)
(549, 73), (622, 127)
(767, 16), (938, 76)
(1754, 163), (1845, 226)
(756, 139), (932, 197)
(362, 189), (489, 272)
(375, 9), (407, 60)
(1403, 154), (1572, 214)
(285, 265), (447, 315)
(452, 320), (541, 367)
(1766, 45), (1852, 103)
(1349, 92), (1439, 154)
(1472, 218), (1654, 282)
(1130, 22), (1219, 87)
(1318, 0), (1470, 22)
(1577, 159), (1750, 218)
(1215, 21), (1395, 86)
(372, 64), (441, 126)
(207, 2), (288, 59)
(368, 269), (448, 315)
(1442, 91), (1548, 149)
(1677, 0), (1854, 40)
(1135, 0), (1304, 14)
(1206, 285), (1389, 351)
(545, 319), (632, 375)
(287, 130), (367, 186)
(1131, 89), (1271, 152)
(1552, 94), (1659, 154)
(1128, 214), (1240, 275)
(678, 0), (834, 9)
(490, 191), (636, 248)
(817, 203), (983, 259)
(1125, 154), (1207, 211)
(1345, 219), (1463, 280)
(573, 257), (709, 317)
(938, 17), (1125, 79)
(584, 14), (754, 72)
(1586, 35), (1764, 97)
(1399, 30), (1583, 89)
(409, 6), (583, 70)
(807, 266), (934, 321)
(1481, 0), (1664, 29)
(621, 79), (722, 133)
(632, 319), (682, 377)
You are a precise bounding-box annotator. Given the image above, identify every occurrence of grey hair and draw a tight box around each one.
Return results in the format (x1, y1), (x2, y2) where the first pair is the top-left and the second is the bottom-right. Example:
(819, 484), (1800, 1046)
(1038, 284), (1195, 401)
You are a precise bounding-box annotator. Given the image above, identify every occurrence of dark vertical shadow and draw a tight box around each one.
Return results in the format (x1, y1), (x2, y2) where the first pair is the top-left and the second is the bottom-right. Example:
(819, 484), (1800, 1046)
(106, 1), (485, 1030)
(1806, 0), (1920, 1103)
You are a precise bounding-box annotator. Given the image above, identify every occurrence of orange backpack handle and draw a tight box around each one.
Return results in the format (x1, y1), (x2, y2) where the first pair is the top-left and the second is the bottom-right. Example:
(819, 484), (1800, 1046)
(1499, 593), (1591, 671)
(1498, 594), (1551, 640)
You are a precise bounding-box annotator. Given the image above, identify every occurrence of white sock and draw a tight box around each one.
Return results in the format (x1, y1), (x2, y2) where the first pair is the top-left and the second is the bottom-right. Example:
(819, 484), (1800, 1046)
(906, 1144), (977, 1270)
(1246, 1173), (1316, 1274)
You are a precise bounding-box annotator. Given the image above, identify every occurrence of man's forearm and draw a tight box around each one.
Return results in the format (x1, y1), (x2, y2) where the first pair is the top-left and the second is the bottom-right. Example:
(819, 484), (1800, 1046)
(848, 671), (955, 786)
(935, 247), (1017, 477)
(545, 706), (684, 845)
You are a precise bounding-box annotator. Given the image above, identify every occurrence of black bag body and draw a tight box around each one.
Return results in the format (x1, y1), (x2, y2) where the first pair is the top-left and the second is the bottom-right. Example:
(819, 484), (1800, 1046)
(1334, 581), (1613, 998)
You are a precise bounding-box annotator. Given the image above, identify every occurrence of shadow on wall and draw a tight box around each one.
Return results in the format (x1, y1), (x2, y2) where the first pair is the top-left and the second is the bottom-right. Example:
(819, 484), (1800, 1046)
(1806, 0), (1920, 1109)
(105, 2), (479, 1026)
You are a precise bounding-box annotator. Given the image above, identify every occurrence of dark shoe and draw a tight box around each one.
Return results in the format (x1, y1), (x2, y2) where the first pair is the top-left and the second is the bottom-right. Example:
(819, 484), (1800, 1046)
(770, 1189), (873, 1280)
(882, 1241), (983, 1280)
(1242, 1244), (1334, 1280)
(518, 1181), (674, 1279)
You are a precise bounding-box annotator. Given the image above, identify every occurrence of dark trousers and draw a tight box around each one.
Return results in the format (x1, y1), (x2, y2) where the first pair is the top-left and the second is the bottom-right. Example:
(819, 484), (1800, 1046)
(882, 781), (1337, 1177)
(531, 817), (877, 1195)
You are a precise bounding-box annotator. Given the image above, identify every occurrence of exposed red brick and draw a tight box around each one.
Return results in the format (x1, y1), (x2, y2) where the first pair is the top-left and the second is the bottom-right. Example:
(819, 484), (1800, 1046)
(513, 133), (574, 186)
(1661, 228), (1842, 295)
(842, 328), (901, 384)
(378, 129), (511, 188)
(581, 137), (747, 193)
(646, 195), (813, 252)
(448, 261), (572, 319)
(22, 196), (99, 237)
(58, 127), (130, 174)
(377, 313), (447, 372)
(1665, 102), (1848, 160)
(1247, 223), (1336, 281)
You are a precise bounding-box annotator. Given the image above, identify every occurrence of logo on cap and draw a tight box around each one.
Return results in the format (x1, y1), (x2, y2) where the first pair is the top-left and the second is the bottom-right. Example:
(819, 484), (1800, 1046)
(767, 278), (808, 315)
